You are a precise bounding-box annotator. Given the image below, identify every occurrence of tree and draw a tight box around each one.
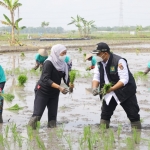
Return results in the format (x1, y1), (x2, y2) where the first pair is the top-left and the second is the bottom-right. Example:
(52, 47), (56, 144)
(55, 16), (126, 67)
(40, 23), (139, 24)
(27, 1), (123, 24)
(68, 15), (83, 37)
(41, 21), (49, 28)
(0, 0), (22, 44)
(68, 15), (96, 37)
(136, 25), (142, 35)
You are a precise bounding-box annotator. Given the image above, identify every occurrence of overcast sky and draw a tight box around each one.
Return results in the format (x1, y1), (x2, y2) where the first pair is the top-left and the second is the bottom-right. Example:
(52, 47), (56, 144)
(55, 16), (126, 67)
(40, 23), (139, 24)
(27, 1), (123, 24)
(0, 0), (150, 30)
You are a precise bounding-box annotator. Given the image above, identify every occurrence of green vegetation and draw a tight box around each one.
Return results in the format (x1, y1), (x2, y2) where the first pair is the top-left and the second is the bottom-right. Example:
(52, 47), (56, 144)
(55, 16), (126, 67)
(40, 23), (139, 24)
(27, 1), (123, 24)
(17, 74), (28, 86)
(133, 71), (148, 81)
(68, 15), (96, 38)
(7, 104), (23, 110)
(0, 0), (25, 45)
(2, 93), (15, 102)
(69, 70), (76, 84)
(20, 52), (25, 57)
(78, 47), (82, 53)
(101, 83), (113, 96)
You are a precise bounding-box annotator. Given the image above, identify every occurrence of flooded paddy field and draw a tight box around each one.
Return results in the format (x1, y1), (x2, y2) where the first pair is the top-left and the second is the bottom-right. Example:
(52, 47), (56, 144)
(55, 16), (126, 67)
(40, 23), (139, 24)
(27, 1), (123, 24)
(0, 44), (150, 150)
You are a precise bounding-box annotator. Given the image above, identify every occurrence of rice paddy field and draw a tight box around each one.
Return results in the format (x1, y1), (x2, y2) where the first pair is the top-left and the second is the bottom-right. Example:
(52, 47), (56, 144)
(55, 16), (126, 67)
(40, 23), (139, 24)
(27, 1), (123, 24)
(0, 40), (150, 150)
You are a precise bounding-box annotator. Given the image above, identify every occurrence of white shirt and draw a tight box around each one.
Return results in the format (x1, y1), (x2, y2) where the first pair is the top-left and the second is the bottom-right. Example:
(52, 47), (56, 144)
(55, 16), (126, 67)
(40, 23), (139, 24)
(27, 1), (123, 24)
(93, 59), (129, 105)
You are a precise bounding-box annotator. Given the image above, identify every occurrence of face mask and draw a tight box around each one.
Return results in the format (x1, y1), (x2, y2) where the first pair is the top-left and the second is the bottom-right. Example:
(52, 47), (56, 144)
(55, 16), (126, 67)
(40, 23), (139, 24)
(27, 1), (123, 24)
(96, 53), (105, 62)
(59, 55), (66, 61)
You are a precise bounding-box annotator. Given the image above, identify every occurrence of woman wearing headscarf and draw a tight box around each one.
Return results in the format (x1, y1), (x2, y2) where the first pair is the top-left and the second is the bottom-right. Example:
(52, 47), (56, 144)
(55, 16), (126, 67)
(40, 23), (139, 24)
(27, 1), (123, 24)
(28, 44), (74, 129)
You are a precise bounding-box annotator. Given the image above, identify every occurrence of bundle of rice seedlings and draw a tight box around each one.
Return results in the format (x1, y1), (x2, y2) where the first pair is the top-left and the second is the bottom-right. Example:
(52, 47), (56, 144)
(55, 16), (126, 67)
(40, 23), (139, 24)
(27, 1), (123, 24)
(18, 74), (28, 86)
(69, 70), (76, 84)
(101, 83), (113, 96)
(2, 93), (15, 102)
(86, 67), (91, 71)
(20, 52), (25, 57)
(133, 71), (148, 81)
(7, 104), (23, 110)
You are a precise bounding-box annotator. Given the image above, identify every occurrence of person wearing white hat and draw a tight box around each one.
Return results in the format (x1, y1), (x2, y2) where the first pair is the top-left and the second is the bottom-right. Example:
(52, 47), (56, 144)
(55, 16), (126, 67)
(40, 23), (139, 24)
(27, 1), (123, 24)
(85, 53), (97, 71)
(28, 44), (74, 129)
(33, 49), (48, 71)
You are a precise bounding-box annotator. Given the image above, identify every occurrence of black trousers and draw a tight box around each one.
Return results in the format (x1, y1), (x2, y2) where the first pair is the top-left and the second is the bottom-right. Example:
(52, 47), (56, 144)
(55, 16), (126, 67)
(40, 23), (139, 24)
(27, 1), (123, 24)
(0, 82), (5, 90)
(32, 90), (59, 121)
(101, 94), (140, 122)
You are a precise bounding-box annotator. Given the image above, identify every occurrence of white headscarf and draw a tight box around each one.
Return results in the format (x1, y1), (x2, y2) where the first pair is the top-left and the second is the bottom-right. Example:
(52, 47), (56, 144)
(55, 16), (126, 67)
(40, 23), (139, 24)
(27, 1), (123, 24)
(46, 44), (68, 82)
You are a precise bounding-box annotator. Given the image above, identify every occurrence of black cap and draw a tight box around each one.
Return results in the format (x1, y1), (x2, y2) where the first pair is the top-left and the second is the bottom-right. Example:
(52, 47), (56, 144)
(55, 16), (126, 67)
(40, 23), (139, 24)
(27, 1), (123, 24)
(92, 42), (110, 54)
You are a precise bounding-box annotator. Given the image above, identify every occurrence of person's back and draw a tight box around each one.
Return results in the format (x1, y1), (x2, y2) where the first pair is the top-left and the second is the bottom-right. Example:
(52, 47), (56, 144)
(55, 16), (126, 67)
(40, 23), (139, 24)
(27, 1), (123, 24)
(33, 49), (48, 71)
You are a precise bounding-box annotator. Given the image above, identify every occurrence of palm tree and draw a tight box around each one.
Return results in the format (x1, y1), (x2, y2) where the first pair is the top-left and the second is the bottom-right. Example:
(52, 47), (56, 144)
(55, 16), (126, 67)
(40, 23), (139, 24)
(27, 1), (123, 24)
(0, 0), (22, 44)
(68, 15), (83, 37)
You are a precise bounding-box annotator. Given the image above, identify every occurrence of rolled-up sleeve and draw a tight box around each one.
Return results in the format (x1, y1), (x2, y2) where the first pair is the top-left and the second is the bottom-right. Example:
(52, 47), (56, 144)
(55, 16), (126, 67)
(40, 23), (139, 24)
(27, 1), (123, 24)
(93, 64), (100, 82)
(118, 59), (129, 85)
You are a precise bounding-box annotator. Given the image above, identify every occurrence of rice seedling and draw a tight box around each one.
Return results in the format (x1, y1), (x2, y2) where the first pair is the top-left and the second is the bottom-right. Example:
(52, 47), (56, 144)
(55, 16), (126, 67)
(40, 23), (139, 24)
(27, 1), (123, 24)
(117, 124), (122, 139)
(86, 67), (91, 71)
(83, 126), (91, 141)
(126, 137), (134, 150)
(64, 134), (72, 150)
(133, 71), (148, 81)
(101, 83), (113, 97)
(4, 125), (9, 138)
(69, 70), (76, 84)
(29, 69), (40, 76)
(132, 128), (141, 144)
(17, 133), (23, 147)
(148, 140), (150, 150)
(7, 104), (23, 110)
(0, 134), (4, 146)
(18, 74), (28, 86)
(140, 118), (144, 123)
(83, 53), (86, 58)
(78, 137), (84, 150)
(27, 126), (33, 141)
(78, 47), (82, 53)
(20, 52), (25, 57)
(109, 129), (115, 146)
(135, 49), (140, 55)
(36, 121), (40, 132)
(99, 123), (107, 139)
(2, 93), (15, 102)
(56, 124), (64, 139)
(36, 135), (46, 150)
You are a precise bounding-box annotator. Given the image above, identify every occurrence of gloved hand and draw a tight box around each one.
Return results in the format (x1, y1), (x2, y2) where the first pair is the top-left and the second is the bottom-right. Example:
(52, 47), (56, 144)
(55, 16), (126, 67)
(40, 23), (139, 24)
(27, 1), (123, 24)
(92, 88), (99, 96)
(58, 86), (69, 94)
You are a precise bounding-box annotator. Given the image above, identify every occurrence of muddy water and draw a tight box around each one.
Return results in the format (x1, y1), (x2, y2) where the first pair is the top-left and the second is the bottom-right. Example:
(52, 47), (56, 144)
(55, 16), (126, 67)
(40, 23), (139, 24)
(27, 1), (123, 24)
(0, 49), (150, 150)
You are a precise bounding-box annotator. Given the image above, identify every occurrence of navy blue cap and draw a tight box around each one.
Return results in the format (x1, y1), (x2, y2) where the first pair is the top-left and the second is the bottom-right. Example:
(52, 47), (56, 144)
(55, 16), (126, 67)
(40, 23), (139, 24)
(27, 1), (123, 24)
(92, 42), (110, 54)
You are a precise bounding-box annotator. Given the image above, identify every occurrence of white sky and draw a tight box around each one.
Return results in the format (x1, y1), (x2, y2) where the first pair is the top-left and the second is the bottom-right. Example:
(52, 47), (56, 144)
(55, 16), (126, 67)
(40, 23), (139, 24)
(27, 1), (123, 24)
(0, 0), (150, 30)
